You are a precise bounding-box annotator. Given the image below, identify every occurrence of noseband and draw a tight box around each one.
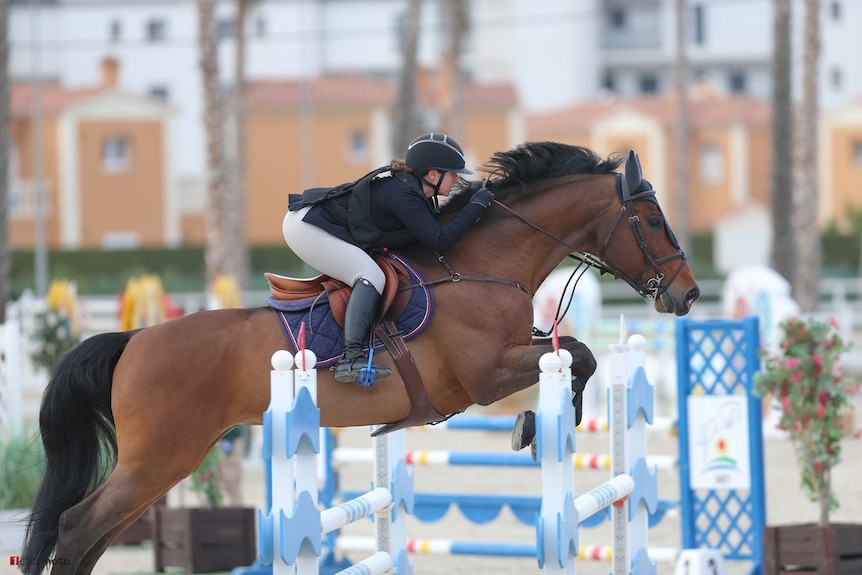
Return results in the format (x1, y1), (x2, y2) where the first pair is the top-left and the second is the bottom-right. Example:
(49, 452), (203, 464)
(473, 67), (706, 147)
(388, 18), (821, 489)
(493, 174), (686, 302)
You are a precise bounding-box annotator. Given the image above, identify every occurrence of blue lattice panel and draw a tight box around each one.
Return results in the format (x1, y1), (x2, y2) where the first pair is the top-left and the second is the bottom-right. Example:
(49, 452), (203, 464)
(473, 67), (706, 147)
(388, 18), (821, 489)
(676, 317), (766, 574)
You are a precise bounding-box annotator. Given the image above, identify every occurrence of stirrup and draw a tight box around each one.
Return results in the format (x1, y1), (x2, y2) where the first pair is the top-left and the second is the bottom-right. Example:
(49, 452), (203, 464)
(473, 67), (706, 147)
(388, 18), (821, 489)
(333, 357), (392, 385)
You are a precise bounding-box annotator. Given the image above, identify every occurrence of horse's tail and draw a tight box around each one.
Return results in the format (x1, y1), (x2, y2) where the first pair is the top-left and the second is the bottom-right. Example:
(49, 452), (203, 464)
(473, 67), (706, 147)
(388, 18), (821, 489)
(21, 331), (133, 575)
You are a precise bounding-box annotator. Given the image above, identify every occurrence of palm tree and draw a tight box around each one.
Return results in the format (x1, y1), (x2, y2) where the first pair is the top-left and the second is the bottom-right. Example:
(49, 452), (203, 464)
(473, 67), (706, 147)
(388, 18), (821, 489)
(392, 0), (422, 154)
(770, 0), (796, 288)
(440, 0), (466, 140)
(793, 0), (821, 311)
(197, 0), (228, 287)
(0, 0), (9, 322)
(222, 0), (250, 288)
(673, 0), (691, 255)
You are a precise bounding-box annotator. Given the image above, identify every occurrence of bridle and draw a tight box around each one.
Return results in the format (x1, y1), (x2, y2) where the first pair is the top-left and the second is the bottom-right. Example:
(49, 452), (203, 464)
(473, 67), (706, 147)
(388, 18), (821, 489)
(492, 173), (687, 302)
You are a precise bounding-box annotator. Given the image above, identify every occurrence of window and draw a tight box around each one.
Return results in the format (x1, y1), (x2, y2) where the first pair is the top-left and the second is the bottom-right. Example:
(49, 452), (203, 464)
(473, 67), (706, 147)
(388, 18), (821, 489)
(853, 140), (862, 168)
(602, 72), (616, 92)
(146, 19), (166, 42)
(416, 108), (440, 133)
(255, 15), (267, 37)
(8, 143), (19, 214)
(218, 18), (234, 39)
(101, 231), (141, 250)
(395, 13), (406, 52)
(109, 19), (122, 42)
(348, 131), (368, 163)
(831, 1), (842, 21)
(609, 9), (627, 29)
(729, 71), (747, 94)
(700, 144), (723, 184)
(830, 67), (843, 90)
(639, 74), (659, 94)
(149, 85), (169, 101)
(692, 4), (706, 45)
(102, 136), (130, 172)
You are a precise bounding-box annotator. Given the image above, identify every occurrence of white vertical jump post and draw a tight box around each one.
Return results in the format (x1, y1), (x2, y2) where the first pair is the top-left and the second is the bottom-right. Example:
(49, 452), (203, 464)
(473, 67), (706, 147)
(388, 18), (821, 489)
(609, 328), (659, 575)
(536, 319), (657, 574)
(258, 348), (413, 575)
(0, 301), (24, 439)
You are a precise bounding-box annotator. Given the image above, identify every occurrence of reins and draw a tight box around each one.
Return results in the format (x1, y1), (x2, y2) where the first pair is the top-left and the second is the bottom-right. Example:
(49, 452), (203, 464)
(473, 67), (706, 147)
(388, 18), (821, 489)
(396, 171), (687, 325)
(489, 173), (687, 331)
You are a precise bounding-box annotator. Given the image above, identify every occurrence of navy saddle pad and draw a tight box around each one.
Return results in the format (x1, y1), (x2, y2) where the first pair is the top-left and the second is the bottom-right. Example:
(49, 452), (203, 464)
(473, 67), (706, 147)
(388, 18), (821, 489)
(267, 253), (433, 367)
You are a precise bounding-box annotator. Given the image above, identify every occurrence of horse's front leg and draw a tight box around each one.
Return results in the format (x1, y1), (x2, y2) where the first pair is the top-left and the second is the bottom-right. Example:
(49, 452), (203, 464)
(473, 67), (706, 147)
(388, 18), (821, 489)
(507, 336), (597, 454)
(531, 335), (597, 405)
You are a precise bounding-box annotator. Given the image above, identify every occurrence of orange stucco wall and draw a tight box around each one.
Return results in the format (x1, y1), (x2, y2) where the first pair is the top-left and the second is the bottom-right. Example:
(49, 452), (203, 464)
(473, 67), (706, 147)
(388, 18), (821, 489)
(77, 120), (165, 247)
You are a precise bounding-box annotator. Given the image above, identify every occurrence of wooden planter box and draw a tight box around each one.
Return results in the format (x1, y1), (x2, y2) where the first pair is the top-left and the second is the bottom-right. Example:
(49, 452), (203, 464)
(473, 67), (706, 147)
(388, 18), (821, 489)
(153, 507), (256, 573)
(764, 523), (862, 575)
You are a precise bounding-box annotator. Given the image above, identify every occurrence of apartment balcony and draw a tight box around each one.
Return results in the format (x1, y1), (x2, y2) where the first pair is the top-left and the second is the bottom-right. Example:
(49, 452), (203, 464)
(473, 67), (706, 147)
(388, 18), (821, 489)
(9, 179), (53, 219)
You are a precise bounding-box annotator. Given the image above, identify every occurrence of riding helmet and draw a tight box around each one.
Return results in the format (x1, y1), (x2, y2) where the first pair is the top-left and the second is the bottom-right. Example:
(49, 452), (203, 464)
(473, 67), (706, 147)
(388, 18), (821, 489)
(405, 133), (473, 175)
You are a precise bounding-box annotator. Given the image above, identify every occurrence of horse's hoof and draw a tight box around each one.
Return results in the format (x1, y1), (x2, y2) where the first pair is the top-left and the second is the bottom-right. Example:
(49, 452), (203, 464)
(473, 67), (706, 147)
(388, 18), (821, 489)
(511, 410), (536, 451)
(571, 376), (586, 426)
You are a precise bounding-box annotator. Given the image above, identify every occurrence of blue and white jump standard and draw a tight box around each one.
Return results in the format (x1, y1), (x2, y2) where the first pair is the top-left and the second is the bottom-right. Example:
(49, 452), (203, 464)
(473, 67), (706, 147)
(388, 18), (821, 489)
(257, 349), (413, 575)
(534, 334), (656, 575)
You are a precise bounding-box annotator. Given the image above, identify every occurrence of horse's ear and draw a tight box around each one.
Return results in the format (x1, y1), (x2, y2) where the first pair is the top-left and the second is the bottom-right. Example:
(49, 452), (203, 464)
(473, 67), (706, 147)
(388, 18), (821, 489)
(624, 150), (643, 196)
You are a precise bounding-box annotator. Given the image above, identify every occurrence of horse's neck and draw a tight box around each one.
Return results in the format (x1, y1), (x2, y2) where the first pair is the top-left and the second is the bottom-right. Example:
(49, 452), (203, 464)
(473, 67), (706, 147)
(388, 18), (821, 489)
(466, 175), (615, 293)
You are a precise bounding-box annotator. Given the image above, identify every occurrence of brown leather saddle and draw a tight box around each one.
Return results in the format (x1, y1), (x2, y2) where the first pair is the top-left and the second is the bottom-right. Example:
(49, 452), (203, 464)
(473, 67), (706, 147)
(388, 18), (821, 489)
(264, 255), (411, 326)
(264, 254), (447, 436)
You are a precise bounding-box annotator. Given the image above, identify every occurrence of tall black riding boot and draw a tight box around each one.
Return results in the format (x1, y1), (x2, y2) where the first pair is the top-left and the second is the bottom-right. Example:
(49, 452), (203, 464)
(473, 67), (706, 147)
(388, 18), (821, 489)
(333, 279), (392, 384)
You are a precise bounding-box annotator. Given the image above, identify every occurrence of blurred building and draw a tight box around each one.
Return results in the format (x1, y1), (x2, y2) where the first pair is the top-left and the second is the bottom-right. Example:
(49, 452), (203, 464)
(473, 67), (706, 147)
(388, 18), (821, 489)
(9, 60), (520, 249)
(10, 0), (862, 181)
(9, 57), (175, 250)
(527, 90), (772, 233)
(188, 72), (520, 246)
(6, 0), (862, 248)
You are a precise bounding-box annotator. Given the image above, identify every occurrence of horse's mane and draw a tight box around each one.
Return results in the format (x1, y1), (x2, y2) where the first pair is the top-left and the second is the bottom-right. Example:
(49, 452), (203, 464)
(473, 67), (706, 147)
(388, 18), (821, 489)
(452, 142), (624, 204)
(486, 142), (623, 184)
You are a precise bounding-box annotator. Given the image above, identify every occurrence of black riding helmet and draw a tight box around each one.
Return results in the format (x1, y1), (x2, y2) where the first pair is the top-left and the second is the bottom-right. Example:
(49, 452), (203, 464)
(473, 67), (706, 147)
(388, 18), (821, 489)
(406, 133), (473, 176)
(405, 133), (473, 203)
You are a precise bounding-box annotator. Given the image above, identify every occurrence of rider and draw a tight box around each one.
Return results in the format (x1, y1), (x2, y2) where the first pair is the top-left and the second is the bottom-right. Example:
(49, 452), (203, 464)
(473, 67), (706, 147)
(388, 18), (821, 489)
(283, 132), (495, 384)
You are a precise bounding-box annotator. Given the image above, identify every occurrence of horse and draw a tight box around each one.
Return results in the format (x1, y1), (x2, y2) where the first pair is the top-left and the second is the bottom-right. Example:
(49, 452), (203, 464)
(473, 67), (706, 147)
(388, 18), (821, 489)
(21, 142), (699, 575)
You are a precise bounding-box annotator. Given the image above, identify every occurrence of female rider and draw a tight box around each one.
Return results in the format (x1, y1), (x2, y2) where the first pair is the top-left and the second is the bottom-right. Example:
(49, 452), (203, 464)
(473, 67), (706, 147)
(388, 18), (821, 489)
(283, 132), (494, 383)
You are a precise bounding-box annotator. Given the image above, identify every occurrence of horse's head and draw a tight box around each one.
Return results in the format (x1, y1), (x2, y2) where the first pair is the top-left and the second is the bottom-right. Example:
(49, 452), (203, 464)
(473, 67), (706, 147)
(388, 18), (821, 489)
(466, 142), (700, 315)
(595, 150), (700, 316)
(473, 142), (699, 316)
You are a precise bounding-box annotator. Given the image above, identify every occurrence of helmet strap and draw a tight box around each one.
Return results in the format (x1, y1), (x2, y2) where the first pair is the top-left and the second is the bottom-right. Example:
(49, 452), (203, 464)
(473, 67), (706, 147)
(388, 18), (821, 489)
(422, 171), (447, 211)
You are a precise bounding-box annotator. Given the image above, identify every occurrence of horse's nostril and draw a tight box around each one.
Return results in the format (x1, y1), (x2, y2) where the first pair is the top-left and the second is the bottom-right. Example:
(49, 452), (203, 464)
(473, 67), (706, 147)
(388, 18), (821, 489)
(687, 286), (701, 303)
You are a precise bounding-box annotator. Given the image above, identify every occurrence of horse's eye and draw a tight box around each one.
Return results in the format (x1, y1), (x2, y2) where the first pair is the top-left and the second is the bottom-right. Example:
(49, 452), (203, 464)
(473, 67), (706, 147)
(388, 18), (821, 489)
(647, 216), (662, 228)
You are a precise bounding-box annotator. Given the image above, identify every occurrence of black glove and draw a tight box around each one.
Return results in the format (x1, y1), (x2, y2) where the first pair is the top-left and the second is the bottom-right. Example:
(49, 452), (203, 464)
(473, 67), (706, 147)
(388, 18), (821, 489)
(469, 187), (495, 208)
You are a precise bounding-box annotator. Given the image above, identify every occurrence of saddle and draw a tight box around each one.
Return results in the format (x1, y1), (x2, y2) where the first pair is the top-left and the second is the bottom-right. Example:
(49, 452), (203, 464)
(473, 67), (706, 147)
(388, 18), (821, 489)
(264, 253), (446, 436)
(264, 254), (412, 327)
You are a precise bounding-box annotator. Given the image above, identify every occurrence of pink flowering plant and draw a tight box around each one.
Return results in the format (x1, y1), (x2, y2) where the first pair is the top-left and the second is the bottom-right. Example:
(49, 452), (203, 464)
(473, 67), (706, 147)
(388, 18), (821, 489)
(190, 444), (226, 507)
(754, 316), (858, 526)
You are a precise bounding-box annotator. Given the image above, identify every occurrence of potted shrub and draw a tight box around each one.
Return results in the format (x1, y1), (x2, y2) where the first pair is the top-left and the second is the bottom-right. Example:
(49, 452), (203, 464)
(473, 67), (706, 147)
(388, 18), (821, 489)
(0, 434), (45, 554)
(754, 316), (861, 575)
(30, 280), (81, 373)
(153, 437), (255, 573)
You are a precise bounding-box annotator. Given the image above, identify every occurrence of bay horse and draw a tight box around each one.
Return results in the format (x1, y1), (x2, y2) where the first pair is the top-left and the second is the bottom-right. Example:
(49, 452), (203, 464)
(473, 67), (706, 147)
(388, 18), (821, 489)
(22, 142), (699, 575)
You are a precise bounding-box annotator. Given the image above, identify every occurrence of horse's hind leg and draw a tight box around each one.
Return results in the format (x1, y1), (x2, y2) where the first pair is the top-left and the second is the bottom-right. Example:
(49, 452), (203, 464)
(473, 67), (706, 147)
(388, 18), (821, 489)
(74, 485), (171, 575)
(50, 463), (172, 575)
(52, 438), (215, 575)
